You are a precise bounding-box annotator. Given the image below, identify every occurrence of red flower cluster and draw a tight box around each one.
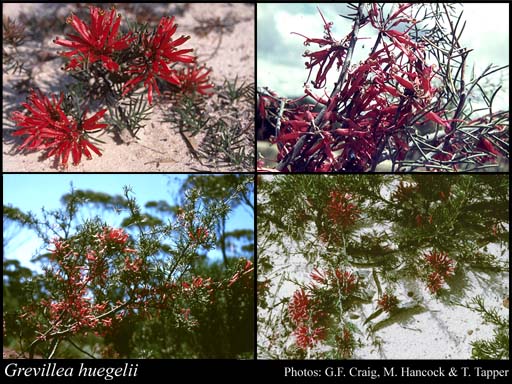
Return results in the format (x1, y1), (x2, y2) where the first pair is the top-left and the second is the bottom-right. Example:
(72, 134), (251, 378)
(310, 266), (358, 297)
(98, 227), (129, 245)
(377, 293), (399, 312)
(54, 6), (134, 72)
(176, 65), (215, 96)
(425, 250), (455, 277)
(11, 89), (107, 167)
(293, 325), (326, 350)
(310, 267), (328, 285)
(271, 5), (450, 171)
(39, 237), (124, 336)
(391, 181), (418, 202)
(310, 267), (358, 296)
(292, 7), (348, 88)
(11, 6), (216, 168)
(289, 289), (310, 325)
(335, 327), (355, 359)
(325, 191), (360, 229)
(425, 250), (455, 293)
(121, 15), (196, 104)
(426, 272), (445, 294)
(96, 227), (136, 255)
(181, 275), (215, 307)
(43, 294), (101, 334)
(55, 5), (213, 105)
(332, 269), (358, 295)
(124, 256), (143, 273)
(188, 227), (209, 244)
(288, 289), (326, 350)
(227, 259), (253, 288)
(49, 239), (72, 259)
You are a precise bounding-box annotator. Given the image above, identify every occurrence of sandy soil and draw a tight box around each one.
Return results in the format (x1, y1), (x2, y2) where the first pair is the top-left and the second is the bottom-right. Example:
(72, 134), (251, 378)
(3, 3), (254, 172)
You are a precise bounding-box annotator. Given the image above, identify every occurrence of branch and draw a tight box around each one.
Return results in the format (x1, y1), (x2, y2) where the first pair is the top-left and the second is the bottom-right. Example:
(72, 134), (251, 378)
(68, 338), (97, 359)
(28, 300), (129, 358)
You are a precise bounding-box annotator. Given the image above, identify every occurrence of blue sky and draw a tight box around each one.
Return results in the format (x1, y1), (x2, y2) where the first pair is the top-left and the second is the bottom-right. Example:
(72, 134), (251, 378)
(3, 174), (254, 270)
(257, 3), (509, 111)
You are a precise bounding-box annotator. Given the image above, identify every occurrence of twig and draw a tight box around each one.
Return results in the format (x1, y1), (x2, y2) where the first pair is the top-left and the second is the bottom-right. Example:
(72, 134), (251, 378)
(315, 3), (364, 127)
(68, 338), (97, 359)
(275, 98), (285, 139)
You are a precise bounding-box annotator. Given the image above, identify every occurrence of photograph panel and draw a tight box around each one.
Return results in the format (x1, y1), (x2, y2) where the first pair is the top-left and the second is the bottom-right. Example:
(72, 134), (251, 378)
(257, 174), (508, 359)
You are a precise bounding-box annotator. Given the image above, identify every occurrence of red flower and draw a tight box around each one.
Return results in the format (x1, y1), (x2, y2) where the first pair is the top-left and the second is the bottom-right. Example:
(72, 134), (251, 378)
(100, 227), (129, 245)
(377, 293), (399, 312)
(11, 90), (66, 150)
(476, 137), (500, 156)
(122, 16), (196, 104)
(192, 276), (203, 288)
(188, 227), (209, 243)
(49, 239), (71, 258)
(54, 6), (134, 71)
(269, 5), (484, 172)
(476, 137), (502, 164)
(86, 251), (97, 262)
(176, 65), (214, 95)
(332, 269), (358, 295)
(425, 250), (455, 277)
(325, 191), (360, 229)
(11, 89), (107, 166)
(124, 257), (143, 273)
(425, 250), (455, 293)
(293, 325), (326, 350)
(310, 267), (327, 284)
(292, 7), (348, 88)
(244, 259), (253, 271)
(102, 318), (112, 327)
(227, 272), (240, 287)
(288, 289), (310, 326)
(427, 272), (444, 293)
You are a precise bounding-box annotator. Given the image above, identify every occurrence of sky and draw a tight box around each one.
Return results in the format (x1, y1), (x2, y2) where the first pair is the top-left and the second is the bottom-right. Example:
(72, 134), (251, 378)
(257, 3), (509, 111)
(3, 174), (254, 270)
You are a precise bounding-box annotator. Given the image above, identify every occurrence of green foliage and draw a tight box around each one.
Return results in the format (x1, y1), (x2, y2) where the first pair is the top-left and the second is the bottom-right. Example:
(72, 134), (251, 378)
(3, 16), (27, 74)
(106, 93), (153, 138)
(163, 81), (255, 171)
(3, 205), (37, 227)
(180, 175), (254, 266)
(220, 76), (254, 104)
(463, 296), (509, 360)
